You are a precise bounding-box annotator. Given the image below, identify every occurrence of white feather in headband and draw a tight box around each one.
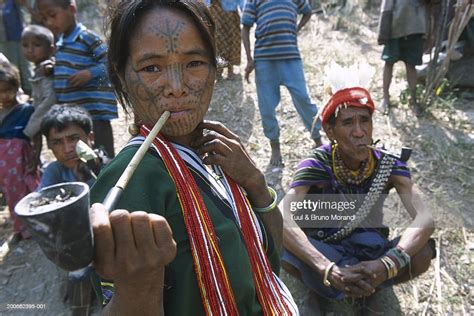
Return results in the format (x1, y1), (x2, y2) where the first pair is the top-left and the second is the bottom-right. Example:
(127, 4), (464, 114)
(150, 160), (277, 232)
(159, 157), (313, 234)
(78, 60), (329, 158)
(317, 62), (376, 125)
(324, 61), (375, 95)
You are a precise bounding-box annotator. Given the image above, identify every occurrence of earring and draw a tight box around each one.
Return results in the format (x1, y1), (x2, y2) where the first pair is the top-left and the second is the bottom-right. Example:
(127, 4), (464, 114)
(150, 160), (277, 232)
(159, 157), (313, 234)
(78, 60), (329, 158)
(128, 123), (140, 136)
(129, 116), (144, 136)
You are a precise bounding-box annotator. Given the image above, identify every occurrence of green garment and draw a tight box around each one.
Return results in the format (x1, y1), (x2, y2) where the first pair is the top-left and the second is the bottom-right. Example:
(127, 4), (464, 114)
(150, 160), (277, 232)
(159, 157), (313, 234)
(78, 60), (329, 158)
(90, 145), (280, 315)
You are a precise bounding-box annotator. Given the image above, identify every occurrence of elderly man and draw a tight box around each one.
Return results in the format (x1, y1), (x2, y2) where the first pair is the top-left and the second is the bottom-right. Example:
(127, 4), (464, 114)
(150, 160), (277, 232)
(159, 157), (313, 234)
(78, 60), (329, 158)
(280, 84), (435, 313)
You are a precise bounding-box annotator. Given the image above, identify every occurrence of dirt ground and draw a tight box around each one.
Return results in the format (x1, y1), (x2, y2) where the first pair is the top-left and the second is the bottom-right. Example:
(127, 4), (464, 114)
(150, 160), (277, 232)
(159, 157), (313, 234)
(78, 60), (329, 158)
(1, 4), (473, 315)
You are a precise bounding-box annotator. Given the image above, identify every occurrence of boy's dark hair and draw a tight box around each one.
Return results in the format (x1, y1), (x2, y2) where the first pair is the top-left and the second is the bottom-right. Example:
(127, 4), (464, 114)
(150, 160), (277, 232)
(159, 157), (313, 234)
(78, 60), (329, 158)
(41, 104), (93, 139)
(22, 25), (55, 48)
(107, 0), (216, 113)
(38, 0), (75, 9)
(0, 62), (20, 90)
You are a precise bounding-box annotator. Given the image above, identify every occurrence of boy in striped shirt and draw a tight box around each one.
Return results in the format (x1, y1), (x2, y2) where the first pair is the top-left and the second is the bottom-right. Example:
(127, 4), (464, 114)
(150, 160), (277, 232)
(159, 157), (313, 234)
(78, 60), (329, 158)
(242, 0), (321, 166)
(37, 0), (118, 157)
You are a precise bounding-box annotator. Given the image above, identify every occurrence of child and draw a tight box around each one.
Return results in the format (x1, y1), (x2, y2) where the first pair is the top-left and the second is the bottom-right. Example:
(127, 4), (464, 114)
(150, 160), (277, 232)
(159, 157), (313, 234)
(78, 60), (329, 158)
(0, 62), (40, 241)
(37, 0), (118, 157)
(241, 0), (322, 166)
(21, 24), (57, 169)
(0, 0), (33, 95)
(39, 104), (107, 314)
(39, 104), (109, 189)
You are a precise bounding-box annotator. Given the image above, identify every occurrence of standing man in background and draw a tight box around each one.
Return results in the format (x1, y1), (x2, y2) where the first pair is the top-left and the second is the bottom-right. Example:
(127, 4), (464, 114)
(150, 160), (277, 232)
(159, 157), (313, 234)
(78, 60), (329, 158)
(379, 0), (427, 114)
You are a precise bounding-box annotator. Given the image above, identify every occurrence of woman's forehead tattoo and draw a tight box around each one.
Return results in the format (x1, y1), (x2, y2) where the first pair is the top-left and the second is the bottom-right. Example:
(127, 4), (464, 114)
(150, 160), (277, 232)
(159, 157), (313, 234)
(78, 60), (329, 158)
(147, 19), (186, 54)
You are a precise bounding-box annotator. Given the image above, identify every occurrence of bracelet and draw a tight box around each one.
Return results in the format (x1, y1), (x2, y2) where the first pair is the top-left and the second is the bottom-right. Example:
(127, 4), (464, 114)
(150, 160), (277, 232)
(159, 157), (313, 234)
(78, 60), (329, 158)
(380, 255), (398, 279)
(323, 262), (336, 287)
(386, 246), (411, 270)
(379, 257), (391, 279)
(253, 187), (278, 214)
(380, 257), (392, 279)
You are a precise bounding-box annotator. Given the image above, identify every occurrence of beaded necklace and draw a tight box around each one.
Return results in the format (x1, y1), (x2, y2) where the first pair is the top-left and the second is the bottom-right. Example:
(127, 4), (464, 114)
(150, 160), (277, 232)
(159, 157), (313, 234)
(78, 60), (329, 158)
(141, 126), (292, 316)
(323, 152), (397, 243)
(332, 144), (375, 186)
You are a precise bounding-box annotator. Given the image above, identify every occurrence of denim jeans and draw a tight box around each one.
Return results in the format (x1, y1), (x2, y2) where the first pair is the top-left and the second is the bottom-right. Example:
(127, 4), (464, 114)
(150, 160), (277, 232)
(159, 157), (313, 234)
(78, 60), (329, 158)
(255, 59), (321, 141)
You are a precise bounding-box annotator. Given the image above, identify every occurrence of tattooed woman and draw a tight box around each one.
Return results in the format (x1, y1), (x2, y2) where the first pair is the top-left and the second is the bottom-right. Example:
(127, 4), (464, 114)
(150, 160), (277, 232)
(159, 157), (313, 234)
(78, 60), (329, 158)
(89, 1), (298, 315)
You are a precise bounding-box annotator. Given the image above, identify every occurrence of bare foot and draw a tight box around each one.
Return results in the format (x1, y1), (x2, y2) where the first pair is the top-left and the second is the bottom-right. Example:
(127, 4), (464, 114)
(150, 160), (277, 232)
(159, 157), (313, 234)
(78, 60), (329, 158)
(270, 142), (283, 166)
(409, 95), (423, 117)
(378, 98), (389, 114)
(216, 68), (223, 80)
(226, 66), (235, 80)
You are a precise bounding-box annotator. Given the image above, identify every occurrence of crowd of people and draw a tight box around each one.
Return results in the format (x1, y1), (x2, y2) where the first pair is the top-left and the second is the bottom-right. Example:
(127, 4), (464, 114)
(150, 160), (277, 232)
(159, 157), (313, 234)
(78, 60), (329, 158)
(0, 0), (437, 315)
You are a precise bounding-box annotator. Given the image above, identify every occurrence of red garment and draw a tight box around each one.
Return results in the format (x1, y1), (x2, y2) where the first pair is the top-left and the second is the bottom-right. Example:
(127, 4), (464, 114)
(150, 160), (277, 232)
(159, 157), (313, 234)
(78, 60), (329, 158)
(0, 138), (40, 236)
(321, 87), (375, 125)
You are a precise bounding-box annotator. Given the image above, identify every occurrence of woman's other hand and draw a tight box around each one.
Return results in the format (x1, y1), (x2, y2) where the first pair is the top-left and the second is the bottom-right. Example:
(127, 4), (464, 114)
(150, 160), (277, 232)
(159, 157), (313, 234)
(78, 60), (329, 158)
(191, 120), (265, 192)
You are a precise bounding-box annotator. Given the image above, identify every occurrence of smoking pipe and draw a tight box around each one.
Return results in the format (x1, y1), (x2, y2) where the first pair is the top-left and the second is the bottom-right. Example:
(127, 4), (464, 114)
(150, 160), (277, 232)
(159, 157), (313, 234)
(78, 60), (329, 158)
(367, 145), (412, 163)
(14, 112), (171, 271)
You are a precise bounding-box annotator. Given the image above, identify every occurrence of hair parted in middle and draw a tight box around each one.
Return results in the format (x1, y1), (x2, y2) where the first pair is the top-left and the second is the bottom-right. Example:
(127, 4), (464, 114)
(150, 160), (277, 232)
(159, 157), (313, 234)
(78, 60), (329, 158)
(106, 0), (216, 113)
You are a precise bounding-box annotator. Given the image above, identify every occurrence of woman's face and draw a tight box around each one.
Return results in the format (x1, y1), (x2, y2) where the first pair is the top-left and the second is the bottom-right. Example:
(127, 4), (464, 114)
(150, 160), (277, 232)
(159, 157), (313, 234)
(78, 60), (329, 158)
(123, 7), (216, 144)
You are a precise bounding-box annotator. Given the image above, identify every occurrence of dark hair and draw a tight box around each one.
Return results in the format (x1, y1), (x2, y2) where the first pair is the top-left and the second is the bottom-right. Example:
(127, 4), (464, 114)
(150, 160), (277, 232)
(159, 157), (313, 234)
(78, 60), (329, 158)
(0, 62), (20, 90)
(22, 25), (55, 47)
(107, 0), (216, 113)
(37, 0), (74, 9)
(326, 114), (337, 127)
(41, 104), (93, 138)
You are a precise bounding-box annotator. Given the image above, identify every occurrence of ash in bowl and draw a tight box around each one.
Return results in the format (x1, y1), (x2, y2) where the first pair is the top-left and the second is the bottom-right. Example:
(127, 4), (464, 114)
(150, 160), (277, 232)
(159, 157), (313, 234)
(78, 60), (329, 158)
(26, 188), (77, 214)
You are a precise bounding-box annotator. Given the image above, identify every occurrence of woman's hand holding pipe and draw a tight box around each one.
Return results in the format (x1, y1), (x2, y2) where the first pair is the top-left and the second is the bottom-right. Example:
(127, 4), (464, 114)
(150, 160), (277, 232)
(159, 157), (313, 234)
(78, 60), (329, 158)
(90, 203), (176, 310)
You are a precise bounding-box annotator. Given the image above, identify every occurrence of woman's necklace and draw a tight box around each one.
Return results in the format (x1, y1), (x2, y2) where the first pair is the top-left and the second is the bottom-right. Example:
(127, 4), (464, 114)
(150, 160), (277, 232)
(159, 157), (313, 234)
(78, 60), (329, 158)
(332, 144), (375, 186)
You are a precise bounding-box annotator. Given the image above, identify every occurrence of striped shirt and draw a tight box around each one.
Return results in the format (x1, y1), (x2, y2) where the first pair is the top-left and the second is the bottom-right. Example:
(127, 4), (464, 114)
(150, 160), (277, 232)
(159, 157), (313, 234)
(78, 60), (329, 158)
(54, 23), (118, 120)
(290, 144), (411, 230)
(291, 144), (411, 191)
(241, 0), (311, 61)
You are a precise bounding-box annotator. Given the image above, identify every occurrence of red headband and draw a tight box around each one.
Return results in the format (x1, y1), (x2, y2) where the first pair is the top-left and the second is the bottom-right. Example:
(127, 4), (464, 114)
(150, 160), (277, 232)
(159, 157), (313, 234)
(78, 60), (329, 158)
(321, 87), (375, 125)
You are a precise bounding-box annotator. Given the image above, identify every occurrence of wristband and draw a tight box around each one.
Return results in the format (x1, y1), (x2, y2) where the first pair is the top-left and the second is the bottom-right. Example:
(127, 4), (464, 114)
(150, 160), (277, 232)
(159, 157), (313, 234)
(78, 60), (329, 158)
(253, 187), (278, 213)
(323, 262), (336, 287)
(386, 246), (411, 270)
